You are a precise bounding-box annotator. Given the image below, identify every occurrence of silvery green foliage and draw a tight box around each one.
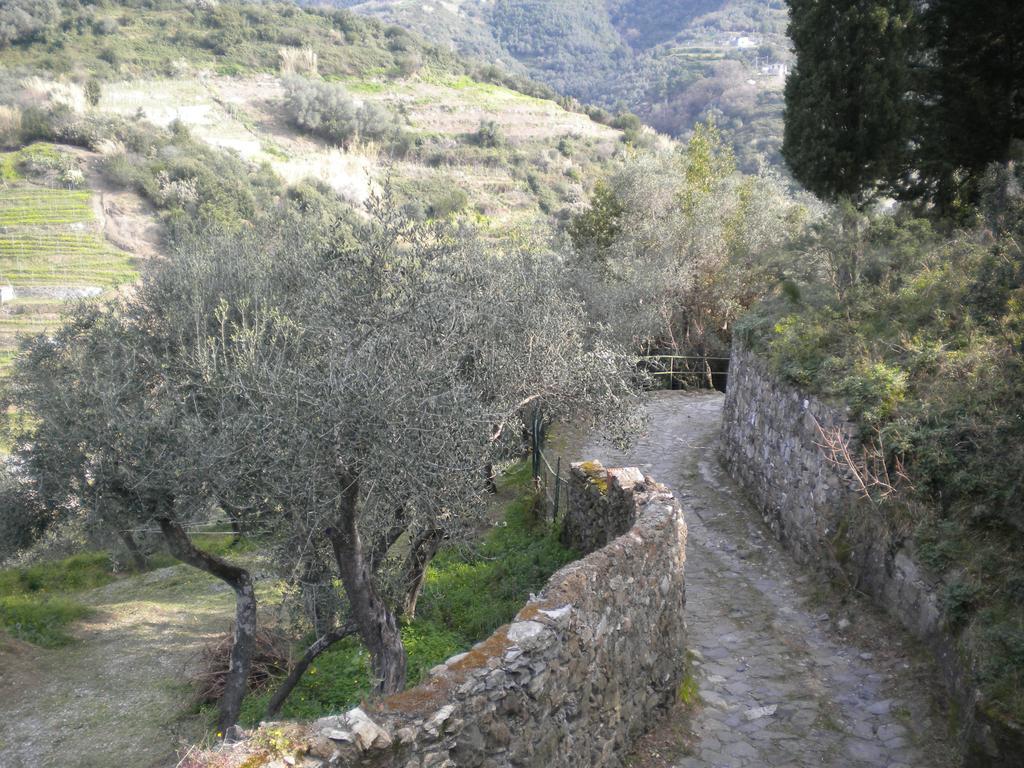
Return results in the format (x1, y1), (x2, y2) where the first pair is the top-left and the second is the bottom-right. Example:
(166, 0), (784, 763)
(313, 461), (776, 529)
(9, 191), (642, 651)
(282, 76), (401, 147)
(0, 459), (42, 562)
(182, 192), (645, 623)
(570, 140), (811, 361)
(0, 0), (59, 48)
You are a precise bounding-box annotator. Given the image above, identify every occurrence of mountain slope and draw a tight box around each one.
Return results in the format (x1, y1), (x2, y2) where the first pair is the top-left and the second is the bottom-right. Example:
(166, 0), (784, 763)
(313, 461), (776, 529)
(0, 1), (637, 251)
(333, 0), (791, 168)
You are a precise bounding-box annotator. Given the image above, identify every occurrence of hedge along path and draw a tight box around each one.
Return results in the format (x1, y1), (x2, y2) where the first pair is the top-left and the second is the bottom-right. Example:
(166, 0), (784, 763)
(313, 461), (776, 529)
(554, 391), (956, 768)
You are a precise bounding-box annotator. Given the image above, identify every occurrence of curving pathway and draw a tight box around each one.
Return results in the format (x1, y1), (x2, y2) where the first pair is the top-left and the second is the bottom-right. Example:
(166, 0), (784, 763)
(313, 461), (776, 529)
(555, 391), (956, 768)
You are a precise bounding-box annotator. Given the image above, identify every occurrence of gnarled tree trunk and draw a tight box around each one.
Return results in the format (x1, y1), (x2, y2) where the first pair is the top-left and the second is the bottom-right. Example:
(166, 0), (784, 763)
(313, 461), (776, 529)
(157, 516), (256, 736)
(265, 622), (356, 718)
(400, 528), (445, 620)
(327, 477), (407, 695)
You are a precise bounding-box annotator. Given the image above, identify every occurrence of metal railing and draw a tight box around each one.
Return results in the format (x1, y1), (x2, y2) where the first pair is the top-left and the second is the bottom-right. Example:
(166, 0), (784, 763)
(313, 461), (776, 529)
(638, 354), (730, 390)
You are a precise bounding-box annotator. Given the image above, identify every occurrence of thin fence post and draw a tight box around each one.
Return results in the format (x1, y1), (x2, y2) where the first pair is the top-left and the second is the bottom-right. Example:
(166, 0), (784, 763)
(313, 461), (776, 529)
(531, 409), (540, 480)
(553, 456), (561, 521)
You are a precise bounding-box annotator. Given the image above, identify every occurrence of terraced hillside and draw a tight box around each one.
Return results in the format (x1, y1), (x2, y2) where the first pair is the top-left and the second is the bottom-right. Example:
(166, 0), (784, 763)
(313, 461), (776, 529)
(0, 0), (640, 239)
(89, 69), (626, 230)
(0, 171), (140, 374)
(333, 0), (792, 167)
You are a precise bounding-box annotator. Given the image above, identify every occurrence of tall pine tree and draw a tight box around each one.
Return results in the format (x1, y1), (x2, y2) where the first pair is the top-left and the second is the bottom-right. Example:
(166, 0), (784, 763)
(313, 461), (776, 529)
(915, 0), (1024, 211)
(782, 0), (915, 204)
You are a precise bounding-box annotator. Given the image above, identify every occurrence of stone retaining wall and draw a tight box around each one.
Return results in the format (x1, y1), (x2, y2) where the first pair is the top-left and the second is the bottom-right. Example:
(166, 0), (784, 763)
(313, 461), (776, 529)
(203, 461), (687, 768)
(720, 341), (1023, 767)
(560, 461), (645, 553)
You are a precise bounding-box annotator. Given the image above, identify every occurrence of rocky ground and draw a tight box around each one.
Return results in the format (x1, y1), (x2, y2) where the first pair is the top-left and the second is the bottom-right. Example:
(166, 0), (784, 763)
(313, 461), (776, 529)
(556, 391), (957, 768)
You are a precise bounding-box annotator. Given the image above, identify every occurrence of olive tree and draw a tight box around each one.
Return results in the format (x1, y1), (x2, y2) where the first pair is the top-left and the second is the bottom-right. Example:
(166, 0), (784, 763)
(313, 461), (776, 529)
(4, 212), (325, 735)
(8, 194), (643, 725)
(184, 194), (644, 710)
(570, 123), (811, 383)
(6, 301), (264, 734)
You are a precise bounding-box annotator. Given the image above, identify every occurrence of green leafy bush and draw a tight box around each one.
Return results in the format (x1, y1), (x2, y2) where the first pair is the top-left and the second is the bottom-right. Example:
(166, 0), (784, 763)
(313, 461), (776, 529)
(282, 76), (358, 146)
(472, 119), (503, 149)
(837, 361), (908, 425)
(765, 313), (836, 388)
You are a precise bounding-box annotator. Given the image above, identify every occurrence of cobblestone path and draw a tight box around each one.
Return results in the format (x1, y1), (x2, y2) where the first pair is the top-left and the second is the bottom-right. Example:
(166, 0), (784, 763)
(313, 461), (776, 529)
(554, 391), (956, 768)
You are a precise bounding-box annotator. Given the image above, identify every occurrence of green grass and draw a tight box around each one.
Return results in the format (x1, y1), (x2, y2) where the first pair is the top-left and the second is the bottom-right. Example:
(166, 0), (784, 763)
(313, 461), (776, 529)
(0, 186), (137, 289)
(0, 551), (120, 597)
(0, 153), (22, 183)
(0, 594), (93, 647)
(237, 461), (575, 725)
(0, 533), (259, 647)
(0, 552), (117, 647)
(415, 467), (574, 642)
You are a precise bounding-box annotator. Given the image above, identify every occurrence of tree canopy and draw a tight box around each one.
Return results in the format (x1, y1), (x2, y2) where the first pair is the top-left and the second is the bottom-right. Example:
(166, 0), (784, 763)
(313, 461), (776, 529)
(782, 0), (914, 203)
(4, 192), (643, 730)
(784, 0), (1024, 209)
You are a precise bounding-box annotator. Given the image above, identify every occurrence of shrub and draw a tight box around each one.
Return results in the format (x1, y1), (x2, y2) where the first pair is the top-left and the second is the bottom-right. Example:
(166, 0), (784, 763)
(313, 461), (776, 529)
(837, 361), (908, 425)
(280, 78), (403, 148)
(84, 79), (101, 108)
(282, 76), (356, 146)
(355, 100), (399, 143)
(425, 186), (468, 219)
(766, 313), (836, 387)
(473, 119), (503, 149)
(0, 0), (60, 48)
(611, 111), (642, 133)
(394, 51), (423, 78)
(0, 105), (22, 148)
(943, 580), (980, 628)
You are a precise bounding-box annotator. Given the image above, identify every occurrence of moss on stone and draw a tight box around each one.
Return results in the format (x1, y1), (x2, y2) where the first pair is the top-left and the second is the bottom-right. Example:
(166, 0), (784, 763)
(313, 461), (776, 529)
(579, 460), (609, 494)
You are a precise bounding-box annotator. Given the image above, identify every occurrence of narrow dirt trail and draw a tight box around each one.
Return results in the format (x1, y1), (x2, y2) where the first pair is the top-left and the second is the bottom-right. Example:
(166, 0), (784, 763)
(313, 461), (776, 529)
(0, 566), (234, 768)
(555, 391), (956, 768)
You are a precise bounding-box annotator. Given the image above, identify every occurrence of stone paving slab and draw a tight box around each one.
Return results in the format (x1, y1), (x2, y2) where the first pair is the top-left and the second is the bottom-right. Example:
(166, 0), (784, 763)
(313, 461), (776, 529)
(555, 391), (956, 768)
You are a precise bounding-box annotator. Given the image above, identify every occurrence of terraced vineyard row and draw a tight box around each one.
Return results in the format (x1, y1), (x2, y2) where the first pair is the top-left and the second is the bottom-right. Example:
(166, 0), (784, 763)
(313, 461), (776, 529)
(0, 232), (138, 286)
(0, 188), (95, 227)
(0, 182), (141, 376)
